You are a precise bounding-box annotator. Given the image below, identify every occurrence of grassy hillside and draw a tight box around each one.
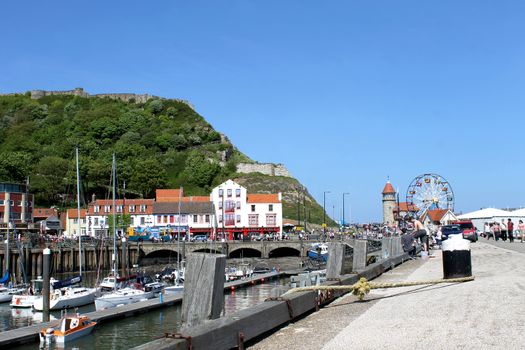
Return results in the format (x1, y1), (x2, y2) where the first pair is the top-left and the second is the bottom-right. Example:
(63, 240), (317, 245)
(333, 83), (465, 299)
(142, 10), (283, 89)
(0, 92), (332, 225)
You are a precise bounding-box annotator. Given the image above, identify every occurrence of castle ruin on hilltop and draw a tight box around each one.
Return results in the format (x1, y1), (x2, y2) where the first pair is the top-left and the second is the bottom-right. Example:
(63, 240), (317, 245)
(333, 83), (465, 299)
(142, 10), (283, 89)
(1, 87), (194, 109)
(236, 162), (292, 177)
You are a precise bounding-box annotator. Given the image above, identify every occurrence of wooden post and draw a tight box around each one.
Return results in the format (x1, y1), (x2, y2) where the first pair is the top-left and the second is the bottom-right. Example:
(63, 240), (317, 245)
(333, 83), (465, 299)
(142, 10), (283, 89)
(381, 237), (392, 260)
(43, 248), (51, 322)
(37, 253), (43, 277)
(181, 253), (226, 331)
(326, 243), (345, 279)
(352, 240), (367, 272)
(32, 253), (37, 278)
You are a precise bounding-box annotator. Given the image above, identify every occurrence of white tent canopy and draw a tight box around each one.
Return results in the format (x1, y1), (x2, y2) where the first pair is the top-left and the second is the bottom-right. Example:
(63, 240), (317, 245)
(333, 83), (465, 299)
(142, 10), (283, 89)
(457, 208), (512, 219)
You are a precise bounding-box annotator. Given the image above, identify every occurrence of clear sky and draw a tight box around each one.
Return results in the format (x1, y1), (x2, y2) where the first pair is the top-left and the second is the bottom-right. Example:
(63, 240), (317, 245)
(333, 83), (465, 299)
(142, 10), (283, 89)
(1, 1), (524, 222)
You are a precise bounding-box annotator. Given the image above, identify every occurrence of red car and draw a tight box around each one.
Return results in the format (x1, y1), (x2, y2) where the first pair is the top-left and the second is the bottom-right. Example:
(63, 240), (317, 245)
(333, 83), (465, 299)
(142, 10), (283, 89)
(452, 220), (478, 242)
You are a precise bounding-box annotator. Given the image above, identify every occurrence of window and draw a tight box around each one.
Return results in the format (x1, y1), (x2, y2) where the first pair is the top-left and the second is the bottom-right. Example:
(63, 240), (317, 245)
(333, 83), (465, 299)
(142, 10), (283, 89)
(140, 217), (145, 225)
(225, 201), (235, 212)
(225, 214), (235, 226)
(266, 214), (276, 226)
(193, 215), (198, 223)
(170, 215), (174, 223)
(94, 206), (99, 213)
(117, 205), (123, 213)
(73, 218), (78, 224)
(219, 189), (224, 197)
(17, 201), (22, 207)
(94, 218), (99, 226)
(236, 201), (241, 209)
(269, 204), (273, 212)
(130, 217), (134, 225)
(10, 200), (14, 206)
(181, 214), (187, 223)
(104, 205), (111, 213)
(249, 214), (258, 226)
(227, 189), (232, 197)
(236, 188), (241, 197)
(140, 205), (146, 213)
(251, 205), (256, 212)
(129, 205), (135, 213)
(219, 215), (223, 223)
(164, 215), (168, 223)
(218, 201), (223, 209)
(157, 216), (161, 223)
(236, 215), (241, 223)
(205, 214), (210, 223)
(0, 200), (4, 205)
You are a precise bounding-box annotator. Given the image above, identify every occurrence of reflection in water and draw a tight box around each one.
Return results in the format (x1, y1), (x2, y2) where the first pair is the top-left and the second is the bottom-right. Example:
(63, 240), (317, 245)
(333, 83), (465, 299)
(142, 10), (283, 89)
(9, 277), (289, 350)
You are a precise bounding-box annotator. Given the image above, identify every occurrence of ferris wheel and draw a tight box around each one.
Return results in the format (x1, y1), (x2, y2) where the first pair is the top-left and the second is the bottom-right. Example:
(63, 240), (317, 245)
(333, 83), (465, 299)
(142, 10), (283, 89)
(406, 173), (454, 217)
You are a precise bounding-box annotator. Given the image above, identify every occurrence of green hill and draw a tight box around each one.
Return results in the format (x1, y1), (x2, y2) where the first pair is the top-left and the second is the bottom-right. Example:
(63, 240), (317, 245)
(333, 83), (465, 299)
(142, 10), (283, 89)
(0, 91), (334, 226)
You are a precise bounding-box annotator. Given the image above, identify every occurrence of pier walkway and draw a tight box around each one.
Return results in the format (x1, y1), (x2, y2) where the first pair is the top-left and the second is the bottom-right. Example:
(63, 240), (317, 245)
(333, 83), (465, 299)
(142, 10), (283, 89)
(249, 241), (525, 349)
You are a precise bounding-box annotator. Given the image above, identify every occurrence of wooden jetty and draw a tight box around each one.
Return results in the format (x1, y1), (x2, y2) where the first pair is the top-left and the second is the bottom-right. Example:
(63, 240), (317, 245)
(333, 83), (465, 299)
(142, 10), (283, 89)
(0, 271), (282, 348)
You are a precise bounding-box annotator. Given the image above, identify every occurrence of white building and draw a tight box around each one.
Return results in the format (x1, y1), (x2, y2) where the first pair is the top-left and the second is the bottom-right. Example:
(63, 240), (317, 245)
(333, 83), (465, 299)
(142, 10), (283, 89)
(211, 180), (282, 240)
(152, 201), (215, 238)
(64, 208), (87, 237)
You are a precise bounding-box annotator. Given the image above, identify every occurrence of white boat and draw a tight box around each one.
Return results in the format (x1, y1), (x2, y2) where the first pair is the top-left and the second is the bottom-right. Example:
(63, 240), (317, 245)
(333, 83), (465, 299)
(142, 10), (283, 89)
(164, 282), (184, 294)
(33, 287), (97, 311)
(39, 313), (96, 344)
(307, 243), (329, 262)
(0, 286), (26, 303)
(94, 285), (155, 311)
(11, 294), (39, 308)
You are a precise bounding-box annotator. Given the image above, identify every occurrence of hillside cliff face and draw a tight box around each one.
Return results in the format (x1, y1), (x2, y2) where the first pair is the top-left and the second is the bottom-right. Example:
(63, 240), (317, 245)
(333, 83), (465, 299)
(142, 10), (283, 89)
(0, 89), (332, 225)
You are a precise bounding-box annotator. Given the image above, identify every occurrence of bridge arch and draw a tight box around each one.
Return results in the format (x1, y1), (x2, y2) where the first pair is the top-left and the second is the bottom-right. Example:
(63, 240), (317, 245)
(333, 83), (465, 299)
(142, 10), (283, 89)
(140, 249), (180, 265)
(268, 247), (301, 258)
(229, 248), (262, 258)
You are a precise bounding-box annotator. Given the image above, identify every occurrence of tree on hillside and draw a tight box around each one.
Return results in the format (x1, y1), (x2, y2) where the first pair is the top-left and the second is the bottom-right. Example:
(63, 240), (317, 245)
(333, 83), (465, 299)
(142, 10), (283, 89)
(31, 156), (69, 204)
(183, 151), (220, 188)
(0, 152), (32, 183)
(129, 158), (168, 197)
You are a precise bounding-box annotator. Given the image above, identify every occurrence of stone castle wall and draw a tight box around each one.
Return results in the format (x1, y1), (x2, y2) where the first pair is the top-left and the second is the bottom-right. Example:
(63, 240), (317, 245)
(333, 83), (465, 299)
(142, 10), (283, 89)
(9, 87), (196, 109)
(237, 163), (292, 177)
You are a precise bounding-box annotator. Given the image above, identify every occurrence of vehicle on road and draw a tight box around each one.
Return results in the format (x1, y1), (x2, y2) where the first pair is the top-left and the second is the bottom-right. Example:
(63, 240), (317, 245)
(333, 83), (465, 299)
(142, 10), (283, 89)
(191, 234), (208, 242)
(452, 220), (478, 242)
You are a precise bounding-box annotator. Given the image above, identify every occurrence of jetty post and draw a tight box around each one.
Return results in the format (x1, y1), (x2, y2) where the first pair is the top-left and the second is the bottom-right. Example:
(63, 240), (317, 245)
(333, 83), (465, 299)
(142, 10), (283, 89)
(381, 237), (392, 260)
(42, 248), (51, 322)
(352, 240), (367, 272)
(181, 253), (226, 330)
(326, 243), (345, 278)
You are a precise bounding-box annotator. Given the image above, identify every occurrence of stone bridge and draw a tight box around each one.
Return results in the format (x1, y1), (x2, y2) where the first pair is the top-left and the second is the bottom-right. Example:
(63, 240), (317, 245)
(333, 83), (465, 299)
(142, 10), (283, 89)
(138, 240), (322, 260)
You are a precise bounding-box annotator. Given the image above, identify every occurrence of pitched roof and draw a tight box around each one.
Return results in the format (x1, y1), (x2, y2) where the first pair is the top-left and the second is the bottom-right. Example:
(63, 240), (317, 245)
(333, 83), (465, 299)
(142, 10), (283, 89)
(156, 189), (183, 202)
(246, 194), (280, 203)
(66, 208), (87, 219)
(382, 181), (395, 194)
(33, 208), (58, 218)
(427, 209), (448, 222)
(153, 201), (215, 214)
(181, 196), (210, 202)
(394, 202), (419, 212)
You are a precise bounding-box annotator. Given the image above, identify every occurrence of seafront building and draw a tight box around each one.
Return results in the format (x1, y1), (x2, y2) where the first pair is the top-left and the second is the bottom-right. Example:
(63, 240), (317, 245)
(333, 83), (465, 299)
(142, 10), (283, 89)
(0, 182), (34, 229)
(80, 179), (282, 240)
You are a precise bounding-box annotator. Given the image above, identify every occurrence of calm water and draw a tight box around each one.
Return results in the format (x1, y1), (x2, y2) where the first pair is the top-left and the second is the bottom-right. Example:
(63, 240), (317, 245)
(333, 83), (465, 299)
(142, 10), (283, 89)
(4, 270), (292, 350)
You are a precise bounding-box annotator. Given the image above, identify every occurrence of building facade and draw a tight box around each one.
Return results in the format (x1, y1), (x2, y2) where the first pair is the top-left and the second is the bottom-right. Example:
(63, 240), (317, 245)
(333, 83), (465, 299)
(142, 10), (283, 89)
(382, 181), (396, 224)
(64, 209), (87, 237)
(211, 180), (282, 239)
(0, 182), (34, 227)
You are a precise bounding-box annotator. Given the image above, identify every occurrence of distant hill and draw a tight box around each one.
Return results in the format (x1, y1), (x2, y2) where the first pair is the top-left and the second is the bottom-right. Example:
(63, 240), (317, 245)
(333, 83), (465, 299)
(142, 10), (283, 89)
(0, 89), (335, 226)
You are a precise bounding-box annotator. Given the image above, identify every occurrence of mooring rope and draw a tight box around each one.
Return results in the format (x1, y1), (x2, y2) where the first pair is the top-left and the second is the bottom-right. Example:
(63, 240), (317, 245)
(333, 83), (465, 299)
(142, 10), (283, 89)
(284, 276), (475, 301)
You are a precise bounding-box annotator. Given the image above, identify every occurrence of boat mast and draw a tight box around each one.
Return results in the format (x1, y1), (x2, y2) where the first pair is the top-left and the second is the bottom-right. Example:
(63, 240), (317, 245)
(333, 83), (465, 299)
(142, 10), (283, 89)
(177, 186), (182, 272)
(112, 154), (117, 276)
(76, 146), (82, 277)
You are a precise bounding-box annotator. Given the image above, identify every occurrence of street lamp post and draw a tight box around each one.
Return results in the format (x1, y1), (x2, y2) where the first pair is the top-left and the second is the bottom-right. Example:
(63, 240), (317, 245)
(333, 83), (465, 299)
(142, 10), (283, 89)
(342, 192), (350, 228)
(323, 191), (330, 237)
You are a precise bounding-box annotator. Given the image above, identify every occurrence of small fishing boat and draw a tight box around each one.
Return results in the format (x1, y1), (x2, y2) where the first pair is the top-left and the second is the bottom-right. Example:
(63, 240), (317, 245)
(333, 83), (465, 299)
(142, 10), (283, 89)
(39, 313), (96, 345)
(11, 277), (44, 308)
(307, 243), (329, 262)
(0, 285), (27, 303)
(99, 274), (138, 292)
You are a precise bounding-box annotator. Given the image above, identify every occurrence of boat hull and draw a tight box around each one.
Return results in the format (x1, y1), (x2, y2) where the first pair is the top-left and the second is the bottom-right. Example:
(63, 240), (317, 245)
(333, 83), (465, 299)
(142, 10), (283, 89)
(11, 295), (38, 308)
(94, 290), (154, 311)
(33, 288), (97, 311)
(307, 250), (328, 262)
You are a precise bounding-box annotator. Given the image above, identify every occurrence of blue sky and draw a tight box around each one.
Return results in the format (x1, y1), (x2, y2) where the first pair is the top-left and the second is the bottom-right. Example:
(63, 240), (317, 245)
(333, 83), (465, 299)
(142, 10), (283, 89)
(1, 1), (525, 222)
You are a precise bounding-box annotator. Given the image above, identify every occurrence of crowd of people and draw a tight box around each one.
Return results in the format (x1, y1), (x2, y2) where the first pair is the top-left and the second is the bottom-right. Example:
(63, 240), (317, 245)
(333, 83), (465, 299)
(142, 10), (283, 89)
(482, 218), (525, 242)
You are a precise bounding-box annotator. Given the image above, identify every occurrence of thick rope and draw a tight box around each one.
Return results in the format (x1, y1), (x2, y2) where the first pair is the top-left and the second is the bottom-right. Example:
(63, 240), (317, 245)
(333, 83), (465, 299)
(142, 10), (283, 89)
(284, 276), (475, 301)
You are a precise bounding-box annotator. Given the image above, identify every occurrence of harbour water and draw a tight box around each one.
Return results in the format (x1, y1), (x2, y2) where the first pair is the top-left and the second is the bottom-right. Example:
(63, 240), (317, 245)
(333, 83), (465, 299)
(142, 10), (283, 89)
(2, 258), (300, 350)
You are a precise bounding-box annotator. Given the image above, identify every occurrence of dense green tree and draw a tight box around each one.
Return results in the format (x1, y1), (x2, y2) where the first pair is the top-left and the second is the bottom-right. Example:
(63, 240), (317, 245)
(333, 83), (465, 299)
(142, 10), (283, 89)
(129, 158), (168, 197)
(0, 151), (32, 182)
(183, 151), (220, 188)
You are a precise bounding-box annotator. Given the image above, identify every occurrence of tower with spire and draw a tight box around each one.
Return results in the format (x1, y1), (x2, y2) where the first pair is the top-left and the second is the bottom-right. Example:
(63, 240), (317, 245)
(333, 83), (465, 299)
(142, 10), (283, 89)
(382, 179), (396, 224)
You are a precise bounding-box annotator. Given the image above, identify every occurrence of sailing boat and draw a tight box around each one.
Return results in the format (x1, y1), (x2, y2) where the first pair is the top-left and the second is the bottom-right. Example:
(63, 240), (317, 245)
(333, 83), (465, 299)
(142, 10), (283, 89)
(94, 154), (160, 310)
(33, 146), (96, 311)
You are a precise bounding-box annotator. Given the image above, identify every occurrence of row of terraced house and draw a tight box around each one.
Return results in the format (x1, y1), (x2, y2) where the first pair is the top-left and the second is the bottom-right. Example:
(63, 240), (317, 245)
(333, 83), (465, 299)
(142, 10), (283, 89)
(64, 180), (283, 240)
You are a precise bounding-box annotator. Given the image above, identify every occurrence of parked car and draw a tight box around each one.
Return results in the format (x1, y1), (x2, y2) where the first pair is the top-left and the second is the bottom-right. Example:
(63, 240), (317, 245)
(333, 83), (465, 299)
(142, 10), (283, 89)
(453, 220), (478, 242)
(441, 224), (463, 241)
(192, 234), (208, 242)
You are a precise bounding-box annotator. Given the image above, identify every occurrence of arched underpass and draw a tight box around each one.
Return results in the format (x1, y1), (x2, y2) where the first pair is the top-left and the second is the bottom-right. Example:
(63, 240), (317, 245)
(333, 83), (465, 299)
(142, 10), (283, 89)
(193, 248), (222, 255)
(229, 248), (262, 258)
(268, 247), (301, 258)
(140, 249), (180, 266)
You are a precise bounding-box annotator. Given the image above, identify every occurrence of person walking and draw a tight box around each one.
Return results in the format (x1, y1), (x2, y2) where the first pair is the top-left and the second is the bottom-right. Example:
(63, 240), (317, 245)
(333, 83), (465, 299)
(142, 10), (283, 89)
(492, 223), (501, 241)
(507, 218), (514, 243)
(519, 220), (525, 242)
(500, 219), (508, 241)
(484, 222), (491, 239)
